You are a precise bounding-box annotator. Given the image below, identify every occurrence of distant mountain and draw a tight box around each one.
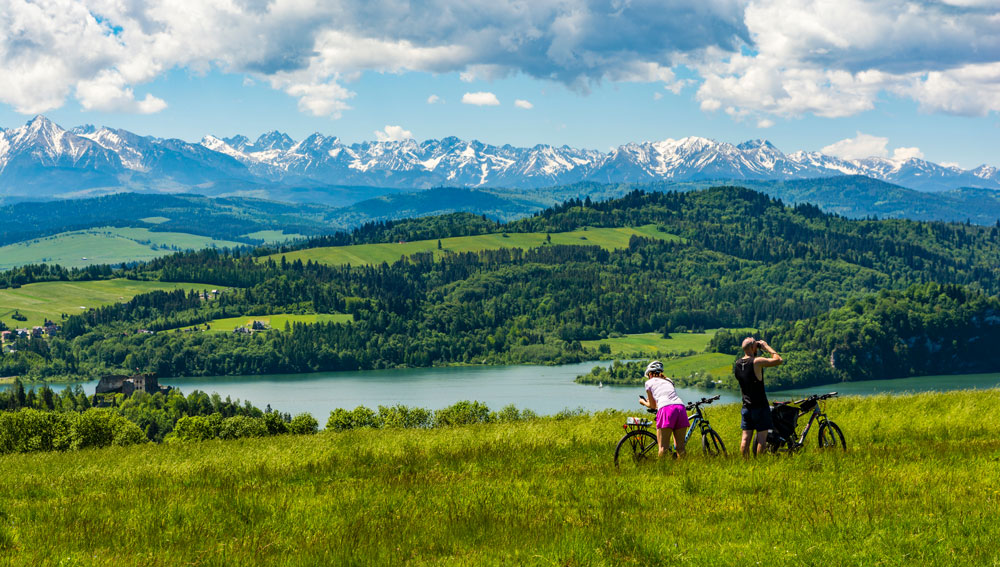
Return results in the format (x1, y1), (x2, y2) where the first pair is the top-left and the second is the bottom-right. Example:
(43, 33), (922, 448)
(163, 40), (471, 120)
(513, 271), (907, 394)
(3, 116), (999, 202)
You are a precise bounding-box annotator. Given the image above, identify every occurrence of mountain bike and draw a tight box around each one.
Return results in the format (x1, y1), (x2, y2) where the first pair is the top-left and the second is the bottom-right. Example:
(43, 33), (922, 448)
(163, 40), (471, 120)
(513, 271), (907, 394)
(614, 395), (726, 468)
(764, 392), (846, 454)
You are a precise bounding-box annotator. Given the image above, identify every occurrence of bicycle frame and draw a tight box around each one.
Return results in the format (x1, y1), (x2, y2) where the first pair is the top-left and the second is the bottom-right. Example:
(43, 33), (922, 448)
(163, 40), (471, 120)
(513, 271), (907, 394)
(684, 406), (713, 444)
(794, 405), (829, 445)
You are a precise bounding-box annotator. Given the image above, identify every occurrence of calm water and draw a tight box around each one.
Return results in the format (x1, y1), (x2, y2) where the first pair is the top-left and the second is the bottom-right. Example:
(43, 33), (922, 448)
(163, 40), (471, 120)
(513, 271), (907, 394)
(11, 363), (1000, 418)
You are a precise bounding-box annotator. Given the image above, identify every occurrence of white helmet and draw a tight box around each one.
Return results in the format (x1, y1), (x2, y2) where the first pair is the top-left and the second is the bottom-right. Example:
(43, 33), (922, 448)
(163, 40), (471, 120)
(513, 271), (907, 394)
(645, 360), (663, 375)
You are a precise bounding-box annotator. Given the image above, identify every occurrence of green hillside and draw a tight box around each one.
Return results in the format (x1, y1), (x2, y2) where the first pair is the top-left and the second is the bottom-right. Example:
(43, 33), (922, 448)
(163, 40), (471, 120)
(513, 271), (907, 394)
(1, 390), (997, 565)
(266, 224), (677, 266)
(0, 227), (244, 270)
(0, 279), (217, 328)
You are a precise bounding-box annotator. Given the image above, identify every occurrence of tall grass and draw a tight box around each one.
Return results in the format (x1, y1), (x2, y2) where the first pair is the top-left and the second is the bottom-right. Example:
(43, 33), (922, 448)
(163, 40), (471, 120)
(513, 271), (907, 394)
(1, 390), (998, 566)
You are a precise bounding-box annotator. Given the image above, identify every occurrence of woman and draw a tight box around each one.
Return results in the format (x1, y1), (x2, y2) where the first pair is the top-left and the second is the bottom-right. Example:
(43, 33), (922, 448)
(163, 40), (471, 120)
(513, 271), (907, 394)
(638, 360), (689, 458)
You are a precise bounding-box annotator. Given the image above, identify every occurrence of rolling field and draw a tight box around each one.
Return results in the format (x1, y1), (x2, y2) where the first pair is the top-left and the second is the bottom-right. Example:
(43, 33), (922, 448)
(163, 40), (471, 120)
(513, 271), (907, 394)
(1, 390), (998, 565)
(0, 279), (220, 328)
(0, 227), (244, 270)
(661, 352), (736, 378)
(241, 230), (308, 243)
(581, 330), (717, 357)
(265, 225), (679, 267)
(186, 313), (353, 332)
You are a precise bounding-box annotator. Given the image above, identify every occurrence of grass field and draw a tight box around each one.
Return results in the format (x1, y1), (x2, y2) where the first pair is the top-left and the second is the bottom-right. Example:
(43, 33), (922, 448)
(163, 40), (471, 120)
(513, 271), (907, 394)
(241, 230), (308, 243)
(661, 352), (736, 379)
(0, 279), (220, 328)
(183, 313), (353, 332)
(265, 224), (679, 267)
(0, 227), (244, 270)
(1, 390), (998, 565)
(581, 330), (717, 357)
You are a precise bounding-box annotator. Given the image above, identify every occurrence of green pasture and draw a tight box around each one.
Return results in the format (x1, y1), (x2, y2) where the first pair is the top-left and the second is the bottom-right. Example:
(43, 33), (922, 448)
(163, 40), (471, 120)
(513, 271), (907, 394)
(661, 352), (735, 379)
(0, 227), (243, 270)
(265, 224), (679, 267)
(1, 390), (998, 565)
(185, 313), (353, 332)
(139, 216), (170, 224)
(0, 279), (217, 328)
(582, 330), (717, 357)
(241, 230), (307, 243)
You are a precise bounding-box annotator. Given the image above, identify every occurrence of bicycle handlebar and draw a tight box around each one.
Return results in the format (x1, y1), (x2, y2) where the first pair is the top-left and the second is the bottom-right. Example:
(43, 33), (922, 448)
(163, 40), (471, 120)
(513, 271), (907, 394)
(686, 395), (721, 411)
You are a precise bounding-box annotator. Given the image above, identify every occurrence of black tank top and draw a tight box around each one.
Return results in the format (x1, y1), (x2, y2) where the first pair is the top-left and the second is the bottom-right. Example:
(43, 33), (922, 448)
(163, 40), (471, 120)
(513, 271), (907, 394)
(734, 358), (769, 409)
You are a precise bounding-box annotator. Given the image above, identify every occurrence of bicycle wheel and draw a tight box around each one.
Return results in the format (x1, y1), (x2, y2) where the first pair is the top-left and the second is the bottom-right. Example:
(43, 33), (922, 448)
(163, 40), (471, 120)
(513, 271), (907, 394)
(818, 421), (847, 450)
(701, 428), (727, 456)
(614, 430), (659, 468)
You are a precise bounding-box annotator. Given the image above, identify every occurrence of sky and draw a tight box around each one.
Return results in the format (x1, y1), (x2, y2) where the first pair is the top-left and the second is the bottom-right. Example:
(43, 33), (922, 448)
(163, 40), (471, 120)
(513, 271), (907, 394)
(1, 0), (998, 169)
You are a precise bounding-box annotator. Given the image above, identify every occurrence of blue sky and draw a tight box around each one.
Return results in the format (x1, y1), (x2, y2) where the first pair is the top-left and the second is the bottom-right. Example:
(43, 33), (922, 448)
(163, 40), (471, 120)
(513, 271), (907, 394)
(1, 1), (998, 168)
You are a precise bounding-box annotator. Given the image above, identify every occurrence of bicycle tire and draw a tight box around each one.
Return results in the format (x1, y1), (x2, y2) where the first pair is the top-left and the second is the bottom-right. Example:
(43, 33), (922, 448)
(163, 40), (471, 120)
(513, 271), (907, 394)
(818, 421), (847, 450)
(614, 430), (659, 468)
(701, 428), (727, 456)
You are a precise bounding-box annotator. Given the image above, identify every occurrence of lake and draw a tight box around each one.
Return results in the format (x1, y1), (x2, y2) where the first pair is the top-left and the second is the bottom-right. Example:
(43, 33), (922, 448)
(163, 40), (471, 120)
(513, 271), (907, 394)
(13, 362), (1000, 419)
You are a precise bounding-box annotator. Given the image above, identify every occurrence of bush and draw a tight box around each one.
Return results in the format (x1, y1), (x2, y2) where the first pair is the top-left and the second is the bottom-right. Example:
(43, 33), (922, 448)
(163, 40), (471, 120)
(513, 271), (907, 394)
(489, 404), (522, 423)
(434, 400), (490, 427)
(326, 406), (379, 431)
(219, 416), (268, 440)
(172, 415), (219, 442)
(377, 405), (432, 429)
(288, 413), (319, 435)
(0, 409), (71, 453)
(262, 412), (288, 435)
(69, 410), (143, 450)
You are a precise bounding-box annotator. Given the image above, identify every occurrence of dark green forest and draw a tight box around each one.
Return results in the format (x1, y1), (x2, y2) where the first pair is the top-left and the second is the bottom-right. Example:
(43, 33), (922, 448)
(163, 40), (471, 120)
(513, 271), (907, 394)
(3, 186), (1000, 388)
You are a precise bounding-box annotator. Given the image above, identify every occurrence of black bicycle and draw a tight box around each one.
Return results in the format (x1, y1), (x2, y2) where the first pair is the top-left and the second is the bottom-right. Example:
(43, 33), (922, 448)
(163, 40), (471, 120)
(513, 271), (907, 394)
(614, 395), (726, 468)
(765, 392), (846, 453)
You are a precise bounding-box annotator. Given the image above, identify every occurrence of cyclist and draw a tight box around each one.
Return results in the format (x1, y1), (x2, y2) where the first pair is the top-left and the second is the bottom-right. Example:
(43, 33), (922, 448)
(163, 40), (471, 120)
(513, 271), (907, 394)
(638, 360), (689, 458)
(735, 337), (783, 457)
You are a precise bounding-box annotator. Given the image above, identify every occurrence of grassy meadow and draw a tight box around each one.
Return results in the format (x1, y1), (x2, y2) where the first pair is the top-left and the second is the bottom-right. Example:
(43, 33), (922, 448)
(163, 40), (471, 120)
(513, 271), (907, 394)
(264, 224), (679, 267)
(241, 230), (307, 243)
(0, 227), (243, 270)
(0, 279), (220, 328)
(1, 389), (998, 566)
(581, 330), (717, 357)
(181, 312), (354, 332)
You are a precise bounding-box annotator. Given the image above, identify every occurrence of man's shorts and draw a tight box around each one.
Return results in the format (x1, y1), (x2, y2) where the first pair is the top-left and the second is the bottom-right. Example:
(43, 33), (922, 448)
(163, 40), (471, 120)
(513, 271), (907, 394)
(741, 406), (773, 431)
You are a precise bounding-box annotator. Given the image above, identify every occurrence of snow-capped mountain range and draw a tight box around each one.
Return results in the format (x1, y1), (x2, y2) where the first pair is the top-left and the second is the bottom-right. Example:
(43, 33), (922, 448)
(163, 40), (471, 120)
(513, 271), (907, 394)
(1, 115), (997, 199)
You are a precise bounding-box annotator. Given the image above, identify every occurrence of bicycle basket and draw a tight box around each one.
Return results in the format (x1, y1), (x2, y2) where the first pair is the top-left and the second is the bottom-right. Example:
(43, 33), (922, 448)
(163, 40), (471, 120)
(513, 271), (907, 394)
(770, 404), (799, 439)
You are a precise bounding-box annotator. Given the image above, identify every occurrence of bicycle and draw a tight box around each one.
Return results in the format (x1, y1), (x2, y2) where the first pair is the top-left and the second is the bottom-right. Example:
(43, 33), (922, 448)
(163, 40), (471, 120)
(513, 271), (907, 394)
(614, 395), (727, 468)
(764, 392), (846, 454)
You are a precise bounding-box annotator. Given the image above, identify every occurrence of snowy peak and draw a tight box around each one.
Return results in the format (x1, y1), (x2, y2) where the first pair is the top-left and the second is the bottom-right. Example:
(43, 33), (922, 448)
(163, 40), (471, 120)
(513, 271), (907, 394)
(2, 115), (999, 196)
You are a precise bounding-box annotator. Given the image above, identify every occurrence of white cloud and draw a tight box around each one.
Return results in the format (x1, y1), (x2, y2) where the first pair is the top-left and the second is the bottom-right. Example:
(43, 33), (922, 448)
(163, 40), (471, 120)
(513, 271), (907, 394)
(820, 132), (925, 162)
(2, 0), (999, 123)
(821, 132), (890, 160)
(653, 92), (663, 100)
(375, 125), (414, 142)
(756, 118), (774, 128)
(462, 92), (500, 106)
(514, 99), (533, 109)
(75, 70), (167, 114)
(426, 94), (441, 104)
(891, 146), (924, 161)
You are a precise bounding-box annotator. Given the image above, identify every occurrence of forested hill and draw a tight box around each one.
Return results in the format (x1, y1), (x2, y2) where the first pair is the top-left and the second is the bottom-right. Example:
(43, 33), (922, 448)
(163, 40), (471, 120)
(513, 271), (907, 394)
(3, 186), (1000, 387)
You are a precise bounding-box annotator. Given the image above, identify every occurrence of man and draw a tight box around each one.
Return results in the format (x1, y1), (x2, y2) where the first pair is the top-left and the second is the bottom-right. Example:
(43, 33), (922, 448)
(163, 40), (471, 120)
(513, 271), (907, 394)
(734, 336), (783, 457)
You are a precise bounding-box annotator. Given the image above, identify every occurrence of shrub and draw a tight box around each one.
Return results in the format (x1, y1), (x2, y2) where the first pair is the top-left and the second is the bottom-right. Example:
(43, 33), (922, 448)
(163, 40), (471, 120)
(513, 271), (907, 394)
(377, 405), (432, 429)
(219, 416), (268, 440)
(288, 413), (319, 435)
(489, 404), (522, 423)
(326, 406), (379, 431)
(434, 400), (490, 427)
(0, 409), (71, 453)
(262, 412), (288, 435)
(172, 415), (218, 442)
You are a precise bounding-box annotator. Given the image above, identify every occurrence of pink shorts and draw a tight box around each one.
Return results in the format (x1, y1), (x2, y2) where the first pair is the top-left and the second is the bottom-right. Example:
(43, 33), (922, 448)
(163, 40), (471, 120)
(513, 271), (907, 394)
(656, 404), (690, 429)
